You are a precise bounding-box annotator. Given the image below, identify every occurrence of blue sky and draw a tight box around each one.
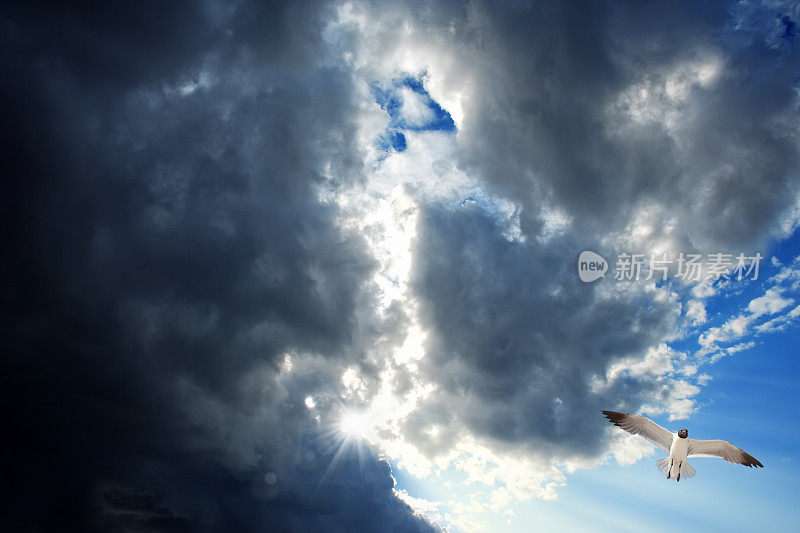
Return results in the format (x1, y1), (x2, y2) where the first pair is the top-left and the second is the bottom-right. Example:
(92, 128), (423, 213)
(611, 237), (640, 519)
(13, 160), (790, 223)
(514, 327), (800, 532)
(372, 76), (457, 153)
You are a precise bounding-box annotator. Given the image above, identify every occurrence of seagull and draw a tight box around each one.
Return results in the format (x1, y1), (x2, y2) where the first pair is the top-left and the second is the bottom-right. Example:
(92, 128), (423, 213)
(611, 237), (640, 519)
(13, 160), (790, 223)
(601, 410), (764, 481)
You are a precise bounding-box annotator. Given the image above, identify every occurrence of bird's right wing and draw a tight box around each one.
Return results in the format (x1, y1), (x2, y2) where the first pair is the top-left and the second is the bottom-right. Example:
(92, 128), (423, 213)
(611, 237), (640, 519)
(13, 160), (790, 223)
(601, 410), (673, 451)
(688, 439), (764, 468)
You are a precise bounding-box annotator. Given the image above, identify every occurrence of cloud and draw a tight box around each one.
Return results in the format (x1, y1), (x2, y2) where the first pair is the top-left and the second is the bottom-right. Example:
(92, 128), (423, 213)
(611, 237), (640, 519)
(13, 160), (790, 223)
(2, 0), (799, 531)
(1, 1), (437, 531)
(410, 204), (681, 455)
(699, 283), (798, 359)
(323, 0), (799, 525)
(686, 299), (708, 325)
(445, 1), (800, 252)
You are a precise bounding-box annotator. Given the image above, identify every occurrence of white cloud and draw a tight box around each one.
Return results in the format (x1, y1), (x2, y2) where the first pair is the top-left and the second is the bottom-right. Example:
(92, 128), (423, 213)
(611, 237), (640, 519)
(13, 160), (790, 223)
(605, 344), (684, 383)
(686, 299), (708, 325)
(756, 304), (800, 333)
(697, 283), (798, 362)
(398, 85), (436, 128)
(613, 53), (724, 133)
(748, 288), (794, 317)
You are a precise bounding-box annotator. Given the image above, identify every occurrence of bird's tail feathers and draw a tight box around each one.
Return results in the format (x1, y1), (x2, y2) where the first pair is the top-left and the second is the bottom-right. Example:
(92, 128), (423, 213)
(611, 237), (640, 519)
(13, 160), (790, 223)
(657, 457), (696, 480)
(681, 461), (696, 480)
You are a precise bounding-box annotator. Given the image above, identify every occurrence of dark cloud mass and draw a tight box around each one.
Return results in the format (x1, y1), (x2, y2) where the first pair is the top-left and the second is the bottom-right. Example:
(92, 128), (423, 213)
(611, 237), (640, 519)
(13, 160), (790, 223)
(1, 1), (432, 531)
(446, 0), (800, 248)
(375, 0), (798, 467)
(410, 204), (679, 457)
(1, 0), (799, 531)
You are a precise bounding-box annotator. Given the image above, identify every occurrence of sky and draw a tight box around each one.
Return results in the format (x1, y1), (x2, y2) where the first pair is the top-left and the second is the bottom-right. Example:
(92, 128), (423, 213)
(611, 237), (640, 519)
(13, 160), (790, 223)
(1, 1), (799, 532)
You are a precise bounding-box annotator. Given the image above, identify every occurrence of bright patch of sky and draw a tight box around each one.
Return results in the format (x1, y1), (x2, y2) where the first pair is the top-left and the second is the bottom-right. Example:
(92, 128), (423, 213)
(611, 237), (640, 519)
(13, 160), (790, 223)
(372, 76), (456, 154)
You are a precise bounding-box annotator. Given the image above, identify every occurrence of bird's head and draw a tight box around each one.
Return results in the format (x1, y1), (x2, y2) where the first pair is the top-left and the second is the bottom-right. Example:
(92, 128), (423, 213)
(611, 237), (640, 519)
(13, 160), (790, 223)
(678, 428), (688, 439)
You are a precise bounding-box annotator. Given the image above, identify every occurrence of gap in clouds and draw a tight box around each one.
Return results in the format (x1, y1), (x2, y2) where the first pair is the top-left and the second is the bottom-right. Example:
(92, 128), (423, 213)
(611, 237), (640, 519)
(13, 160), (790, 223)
(372, 75), (457, 155)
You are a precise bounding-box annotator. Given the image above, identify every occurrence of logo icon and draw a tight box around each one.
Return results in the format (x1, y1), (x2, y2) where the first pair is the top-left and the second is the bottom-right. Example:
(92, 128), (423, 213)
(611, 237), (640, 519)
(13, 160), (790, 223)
(578, 251), (607, 282)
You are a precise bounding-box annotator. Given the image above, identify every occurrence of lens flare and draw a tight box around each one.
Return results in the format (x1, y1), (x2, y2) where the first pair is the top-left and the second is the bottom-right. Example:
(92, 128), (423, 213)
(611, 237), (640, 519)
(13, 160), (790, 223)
(340, 412), (369, 438)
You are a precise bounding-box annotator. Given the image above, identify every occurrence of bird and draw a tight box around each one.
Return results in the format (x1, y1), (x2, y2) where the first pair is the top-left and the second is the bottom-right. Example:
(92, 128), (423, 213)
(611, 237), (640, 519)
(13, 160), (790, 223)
(601, 410), (763, 481)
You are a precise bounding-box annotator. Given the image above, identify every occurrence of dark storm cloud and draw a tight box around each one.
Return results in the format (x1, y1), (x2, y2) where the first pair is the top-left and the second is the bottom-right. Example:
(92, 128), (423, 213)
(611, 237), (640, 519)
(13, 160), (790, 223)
(393, 0), (799, 460)
(1, 1), (434, 531)
(452, 0), (800, 249)
(408, 203), (679, 458)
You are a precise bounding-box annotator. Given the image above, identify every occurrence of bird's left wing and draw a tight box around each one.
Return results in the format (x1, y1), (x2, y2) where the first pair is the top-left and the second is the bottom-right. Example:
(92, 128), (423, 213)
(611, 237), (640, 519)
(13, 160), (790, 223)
(688, 439), (764, 468)
(601, 411), (673, 451)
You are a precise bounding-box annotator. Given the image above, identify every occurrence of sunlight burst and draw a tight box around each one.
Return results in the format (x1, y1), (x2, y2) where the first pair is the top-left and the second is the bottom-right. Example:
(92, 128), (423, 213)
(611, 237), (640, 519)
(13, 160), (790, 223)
(340, 412), (370, 439)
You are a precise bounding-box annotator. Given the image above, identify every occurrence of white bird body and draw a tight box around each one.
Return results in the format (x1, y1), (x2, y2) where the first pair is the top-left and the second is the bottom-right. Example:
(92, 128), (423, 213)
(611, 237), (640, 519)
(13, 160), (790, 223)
(602, 410), (763, 482)
(667, 433), (689, 481)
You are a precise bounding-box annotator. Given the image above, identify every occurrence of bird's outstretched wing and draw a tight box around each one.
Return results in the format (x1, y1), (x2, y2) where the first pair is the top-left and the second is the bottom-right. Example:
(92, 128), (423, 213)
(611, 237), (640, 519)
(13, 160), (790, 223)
(688, 439), (764, 468)
(601, 411), (673, 451)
